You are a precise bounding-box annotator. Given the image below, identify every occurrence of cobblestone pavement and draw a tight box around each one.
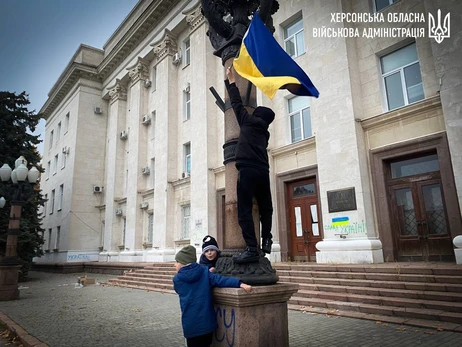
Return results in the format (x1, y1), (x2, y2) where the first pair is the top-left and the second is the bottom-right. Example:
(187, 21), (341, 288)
(0, 271), (460, 347)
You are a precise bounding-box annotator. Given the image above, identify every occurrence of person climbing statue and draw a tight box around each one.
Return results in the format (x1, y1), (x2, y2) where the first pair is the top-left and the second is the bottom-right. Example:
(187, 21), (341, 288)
(225, 65), (275, 264)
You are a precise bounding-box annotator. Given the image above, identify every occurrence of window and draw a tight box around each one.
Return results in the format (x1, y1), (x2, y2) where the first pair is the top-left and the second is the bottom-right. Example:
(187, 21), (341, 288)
(151, 66), (157, 91)
(181, 204), (191, 240)
(289, 97), (312, 143)
(184, 86), (191, 120)
(65, 112), (70, 134)
(53, 154), (58, 174)
(56, 122), (61, 143)
(46, 161), (51, 180)
(43, 194), (48, 216)
(150, 158), (156, 188)
(151, 111), (156, 140)
(375, 0), (399, 12)
(184, 38), (191, 66)
(390, 154), (439, 179)
(48, 229), (52, 250)
(58, 184), (64, 211)
(147, 213), (154, 244)
(381, 43), (424, 111)
(284, 17), (305, 58)
(55, 226), (60, 250)
(49, 130), (54, 149)
(184, 143), (191, 174)
(50, 189), (55, 214)
(61, 151), (67, 169)
(122, 218), (127, 246)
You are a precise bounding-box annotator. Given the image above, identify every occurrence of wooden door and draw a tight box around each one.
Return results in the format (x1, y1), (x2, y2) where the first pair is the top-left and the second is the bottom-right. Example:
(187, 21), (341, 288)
(390, 179), (453, 261)
(287, 179), (322, 261)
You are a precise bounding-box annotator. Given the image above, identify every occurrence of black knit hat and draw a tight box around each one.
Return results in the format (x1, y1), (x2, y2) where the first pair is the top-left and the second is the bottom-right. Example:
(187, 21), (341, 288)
(202, 235), (219, 254)
(175, 245), (197, 265)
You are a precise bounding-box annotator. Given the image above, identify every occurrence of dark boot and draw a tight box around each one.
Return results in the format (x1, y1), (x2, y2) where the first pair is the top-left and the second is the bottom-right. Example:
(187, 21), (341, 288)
(261, 239), (273, 254)
(232, 246), (260, 264)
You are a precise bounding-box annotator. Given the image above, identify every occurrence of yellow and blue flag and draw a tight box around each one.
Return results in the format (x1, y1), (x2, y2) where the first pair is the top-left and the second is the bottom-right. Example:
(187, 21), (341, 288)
(233, 13), (319, 100)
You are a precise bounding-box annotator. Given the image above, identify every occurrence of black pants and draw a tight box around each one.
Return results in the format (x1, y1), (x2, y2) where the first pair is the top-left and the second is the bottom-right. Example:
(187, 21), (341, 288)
(237, 166), (273, 248)
(186, 332), (213, 347)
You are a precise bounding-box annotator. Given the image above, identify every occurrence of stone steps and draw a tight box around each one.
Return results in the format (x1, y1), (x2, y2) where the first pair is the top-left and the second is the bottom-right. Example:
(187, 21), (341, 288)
(294, 282), (462, 302)
(278, 275), (462, 293)
(105, 262), (462, 332)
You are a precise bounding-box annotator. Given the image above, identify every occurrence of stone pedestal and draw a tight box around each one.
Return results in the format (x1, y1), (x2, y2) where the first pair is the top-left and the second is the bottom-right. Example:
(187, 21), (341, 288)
(454, 235), (462, 265)
(316, 239), (384, 264)
(0, 265), (20, 301)
(212, 283), (299, 347)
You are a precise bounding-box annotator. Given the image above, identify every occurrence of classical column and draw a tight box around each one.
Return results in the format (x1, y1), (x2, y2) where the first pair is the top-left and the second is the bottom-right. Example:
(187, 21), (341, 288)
(101, 79), (127, 260)
(148, 30), (179, 261)
(185, 6), (219, 247)
(121, 57), (149, 260)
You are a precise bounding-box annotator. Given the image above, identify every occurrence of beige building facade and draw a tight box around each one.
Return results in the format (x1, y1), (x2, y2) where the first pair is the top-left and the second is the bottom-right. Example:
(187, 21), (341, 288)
(37, 0), (462, 265)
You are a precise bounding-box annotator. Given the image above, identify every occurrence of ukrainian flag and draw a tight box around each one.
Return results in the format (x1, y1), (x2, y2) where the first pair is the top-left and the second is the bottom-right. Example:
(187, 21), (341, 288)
(233, 13), (319, 100)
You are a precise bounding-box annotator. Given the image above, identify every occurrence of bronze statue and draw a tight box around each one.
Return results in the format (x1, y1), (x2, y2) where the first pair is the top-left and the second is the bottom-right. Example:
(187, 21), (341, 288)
(201, 0), (279, 63)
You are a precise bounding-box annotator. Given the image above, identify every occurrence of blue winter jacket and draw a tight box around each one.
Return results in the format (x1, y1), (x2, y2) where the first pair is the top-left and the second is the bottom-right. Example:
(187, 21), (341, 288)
(173, 262), (241, 338)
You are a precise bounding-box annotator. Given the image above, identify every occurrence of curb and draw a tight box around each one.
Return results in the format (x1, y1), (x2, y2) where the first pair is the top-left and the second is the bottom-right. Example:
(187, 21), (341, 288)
(0, 311), (48, 347)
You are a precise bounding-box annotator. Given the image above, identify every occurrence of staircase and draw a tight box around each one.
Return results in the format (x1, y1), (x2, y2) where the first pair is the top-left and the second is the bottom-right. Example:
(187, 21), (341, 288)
(274, 263), (462, 332)
(105, 262), (462, 332)
(106, 263), (176, 294)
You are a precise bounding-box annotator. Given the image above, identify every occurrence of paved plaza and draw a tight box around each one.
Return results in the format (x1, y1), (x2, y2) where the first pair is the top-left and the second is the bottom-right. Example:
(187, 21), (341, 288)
(0, 271), (460, 347)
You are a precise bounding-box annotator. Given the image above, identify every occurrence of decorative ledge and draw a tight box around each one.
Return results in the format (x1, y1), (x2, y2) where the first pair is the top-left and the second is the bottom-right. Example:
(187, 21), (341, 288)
(270, 137), (316, 158)
(361, 95), (442, 130)
(170, 176), (191, 188)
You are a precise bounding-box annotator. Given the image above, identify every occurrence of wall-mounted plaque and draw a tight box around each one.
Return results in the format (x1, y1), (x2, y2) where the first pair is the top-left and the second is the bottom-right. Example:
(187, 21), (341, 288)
(327, 187), (357, 213)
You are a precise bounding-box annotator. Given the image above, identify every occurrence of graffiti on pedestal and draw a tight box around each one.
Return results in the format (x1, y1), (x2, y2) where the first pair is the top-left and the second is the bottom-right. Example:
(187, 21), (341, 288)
(215, 307), (236, 347)
(324, 217), (367, 234)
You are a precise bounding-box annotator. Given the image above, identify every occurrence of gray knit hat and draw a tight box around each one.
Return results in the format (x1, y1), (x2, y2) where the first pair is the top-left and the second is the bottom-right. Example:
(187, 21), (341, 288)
(175, 245), (197, 265)
(202, 235), (219, 254)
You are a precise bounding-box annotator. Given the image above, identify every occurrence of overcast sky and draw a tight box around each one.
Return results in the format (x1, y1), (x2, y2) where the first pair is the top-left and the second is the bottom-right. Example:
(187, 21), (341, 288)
(0, 0), (139, 156)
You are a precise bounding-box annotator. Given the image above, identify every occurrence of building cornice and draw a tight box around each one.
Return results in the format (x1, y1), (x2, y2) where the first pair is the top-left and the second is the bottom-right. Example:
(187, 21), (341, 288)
(98, 0), (182, 80)
(40, 56), (103, 119)
(361, 95), (442, 130)
(40, 0), (184, 118)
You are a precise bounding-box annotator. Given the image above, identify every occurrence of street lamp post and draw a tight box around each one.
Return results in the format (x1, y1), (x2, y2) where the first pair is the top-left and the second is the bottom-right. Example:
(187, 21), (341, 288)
(0, 156), (40, 301)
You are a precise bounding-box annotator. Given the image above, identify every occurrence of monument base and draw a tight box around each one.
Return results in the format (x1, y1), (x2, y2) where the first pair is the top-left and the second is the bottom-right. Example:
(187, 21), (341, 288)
(214, 253), (278, 285)
(0, 265), (21, 301)
(212, 283), (299, 347)
(316, 239), (384, 264)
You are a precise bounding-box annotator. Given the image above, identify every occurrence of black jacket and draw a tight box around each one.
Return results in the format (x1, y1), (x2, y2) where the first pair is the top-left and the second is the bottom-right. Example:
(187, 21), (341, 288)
(225, 80), (275, 171)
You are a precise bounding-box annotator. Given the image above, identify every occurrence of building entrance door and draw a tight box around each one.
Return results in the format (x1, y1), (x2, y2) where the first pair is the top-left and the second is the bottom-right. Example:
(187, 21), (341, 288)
(287, 179), (322, 261)
(388, 153), (454, 261)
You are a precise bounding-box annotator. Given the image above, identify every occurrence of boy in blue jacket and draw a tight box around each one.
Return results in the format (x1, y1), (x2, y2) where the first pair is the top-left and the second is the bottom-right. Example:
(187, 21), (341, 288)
(173, 245), (252, 347)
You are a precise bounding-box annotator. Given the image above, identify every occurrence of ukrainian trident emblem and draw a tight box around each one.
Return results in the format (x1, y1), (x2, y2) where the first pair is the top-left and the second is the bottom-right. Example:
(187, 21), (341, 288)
(428, 9), (450, 44)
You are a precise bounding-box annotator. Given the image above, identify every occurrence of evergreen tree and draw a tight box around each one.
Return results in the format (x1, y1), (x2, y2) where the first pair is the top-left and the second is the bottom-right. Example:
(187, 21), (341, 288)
(0, 91), (45, 280)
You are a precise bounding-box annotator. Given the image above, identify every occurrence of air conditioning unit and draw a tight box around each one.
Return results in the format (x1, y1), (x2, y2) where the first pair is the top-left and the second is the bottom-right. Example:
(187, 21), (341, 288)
(62, 146), (69, 154)
(140, 202), (149, 209)
(172, 52), (181, 65)
(120, 131), (128, 140)
(144, 79), (152, 88)
(141, 166), (150, 175)
(142, 115), (151, 125)
(93, 186), (103, 193)
(182, 171), (190, 179)
(115, 209), (123, 216)
(184, 83), (190, 93)
(94, 107), (103, 115)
